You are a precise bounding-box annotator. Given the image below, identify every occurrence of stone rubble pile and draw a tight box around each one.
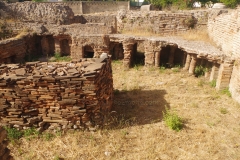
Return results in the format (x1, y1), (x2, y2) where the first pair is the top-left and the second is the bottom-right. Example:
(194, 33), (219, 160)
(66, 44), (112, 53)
(0, 58), (113, 131)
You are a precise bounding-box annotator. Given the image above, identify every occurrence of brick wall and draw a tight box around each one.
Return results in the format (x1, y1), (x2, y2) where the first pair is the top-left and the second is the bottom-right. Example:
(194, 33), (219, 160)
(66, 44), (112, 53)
(208, 8), (240, 58)
(207, 8), (240, 102)
(0, 37), (26, 63)
(0, 59), (113, 131)
(117, 10), (208, 34)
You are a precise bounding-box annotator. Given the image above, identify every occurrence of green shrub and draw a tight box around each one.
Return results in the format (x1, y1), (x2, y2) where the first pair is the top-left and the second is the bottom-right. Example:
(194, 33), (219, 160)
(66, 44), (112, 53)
(220, 0), (240, 8)
(210, 80), (216, 87)
(43, 132), (55, 141)
(52, 53), (71, 62)
(4, 127), (23, 142)
(220, 88), (231, 97)
(194, 65), (207, 77)
(163, 107), (183, 131)
(23, 128), (39, 140)
(220, 107), (228, 114)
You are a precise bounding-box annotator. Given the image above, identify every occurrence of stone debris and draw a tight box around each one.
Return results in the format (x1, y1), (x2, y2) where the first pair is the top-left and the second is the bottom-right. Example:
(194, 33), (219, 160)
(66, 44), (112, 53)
(0, 58), (113, 131)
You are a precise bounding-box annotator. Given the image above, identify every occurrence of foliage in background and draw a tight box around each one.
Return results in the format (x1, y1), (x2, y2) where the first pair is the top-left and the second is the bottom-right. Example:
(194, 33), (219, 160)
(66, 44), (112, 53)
(220, 0), (240, 8)
(148, 0), (240, 9)
(51, 53), (72, 62)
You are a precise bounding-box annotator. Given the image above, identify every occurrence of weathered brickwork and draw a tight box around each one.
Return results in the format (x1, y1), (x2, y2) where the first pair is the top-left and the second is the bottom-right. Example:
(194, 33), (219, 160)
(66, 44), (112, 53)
(117, 10), (209, 34)
(0, 59), (113, 131)
(0, 2), (74, 25)
(208, 8), (240, 102)
(208, 8), (240, 58)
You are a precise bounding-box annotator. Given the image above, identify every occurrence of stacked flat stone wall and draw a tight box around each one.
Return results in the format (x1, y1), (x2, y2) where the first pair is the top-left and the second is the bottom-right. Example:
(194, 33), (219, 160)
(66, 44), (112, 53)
(0, 127), (12, 160)
(0, 58), (113, 131)
(117, 10), (206, 34)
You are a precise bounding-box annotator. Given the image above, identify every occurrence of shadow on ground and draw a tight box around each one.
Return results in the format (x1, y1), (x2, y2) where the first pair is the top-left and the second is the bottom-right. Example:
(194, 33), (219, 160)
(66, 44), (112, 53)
(107, 89), (170, 128)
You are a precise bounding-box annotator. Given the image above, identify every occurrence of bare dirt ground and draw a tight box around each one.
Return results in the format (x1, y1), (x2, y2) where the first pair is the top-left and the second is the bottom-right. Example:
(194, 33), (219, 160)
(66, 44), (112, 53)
(9, 62), (240, 160)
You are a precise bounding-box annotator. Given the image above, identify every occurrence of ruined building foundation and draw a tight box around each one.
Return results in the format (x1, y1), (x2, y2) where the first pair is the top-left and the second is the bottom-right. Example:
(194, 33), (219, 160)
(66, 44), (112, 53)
(0, 1), (240, 131)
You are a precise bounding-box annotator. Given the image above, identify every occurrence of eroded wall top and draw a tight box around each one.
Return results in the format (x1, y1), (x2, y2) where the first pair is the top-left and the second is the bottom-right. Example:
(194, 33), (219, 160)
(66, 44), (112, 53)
(0, 2), (74, 24)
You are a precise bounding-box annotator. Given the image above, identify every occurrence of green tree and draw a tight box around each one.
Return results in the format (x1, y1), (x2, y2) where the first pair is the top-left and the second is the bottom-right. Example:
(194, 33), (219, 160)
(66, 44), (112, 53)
(220, 0), (240, 8)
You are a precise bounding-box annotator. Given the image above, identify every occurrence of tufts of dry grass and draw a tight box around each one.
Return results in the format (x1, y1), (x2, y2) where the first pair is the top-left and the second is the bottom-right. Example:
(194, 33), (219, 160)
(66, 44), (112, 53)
(120, 27), (158, 37)
(179, 28), (217, 46)
(8, 63), (240, 160)
(121, 26), (217, 47)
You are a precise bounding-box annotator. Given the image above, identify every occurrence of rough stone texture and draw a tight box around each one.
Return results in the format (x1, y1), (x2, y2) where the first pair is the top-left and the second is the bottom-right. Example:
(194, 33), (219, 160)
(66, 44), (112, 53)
(73, 15), (117, 33)
(81, 1), (129, 14)
(0, 58), (113, 130)
(0, 127), (13, 160)
(1, 2), (74, 25)
(0, 37), (26, 63)
(117, 10), (209, 34)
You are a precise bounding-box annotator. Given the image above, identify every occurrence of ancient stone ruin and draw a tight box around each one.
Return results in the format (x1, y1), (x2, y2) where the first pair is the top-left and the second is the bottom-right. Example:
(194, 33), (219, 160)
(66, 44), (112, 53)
(0, 59), (113, 131)
(0, 1), (240, 131)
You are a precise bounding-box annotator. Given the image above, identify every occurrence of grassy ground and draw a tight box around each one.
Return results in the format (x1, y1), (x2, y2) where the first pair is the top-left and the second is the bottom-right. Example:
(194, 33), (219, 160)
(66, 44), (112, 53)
(8, 62), (240, 160)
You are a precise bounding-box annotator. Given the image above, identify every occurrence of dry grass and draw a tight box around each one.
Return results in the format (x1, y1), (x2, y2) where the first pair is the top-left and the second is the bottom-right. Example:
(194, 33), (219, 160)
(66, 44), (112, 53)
(179, 28), (217, 46)
(8, 63), (240, 160)
(120, 27), (160, 37)
(121, 27), (217, 47)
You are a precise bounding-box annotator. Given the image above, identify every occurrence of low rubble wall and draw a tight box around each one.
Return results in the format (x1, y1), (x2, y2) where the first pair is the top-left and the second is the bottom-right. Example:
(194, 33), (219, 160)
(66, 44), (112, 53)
(0, 58), (113, 131)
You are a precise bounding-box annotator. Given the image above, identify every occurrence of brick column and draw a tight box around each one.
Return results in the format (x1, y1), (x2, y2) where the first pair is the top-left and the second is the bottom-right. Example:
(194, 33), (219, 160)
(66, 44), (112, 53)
(216, 62), (234, 90)
(183, 53), (191, 71)
(204, 61), (212, 79)
(54, 38), (61, 54)
(144, 40), (155, 66)
(123, 38), (135, 69)
(168, 46), (176, 67)
(210, 62), (220, 81)
(188, 54), (197, 74)
(154, 51), (161, 67)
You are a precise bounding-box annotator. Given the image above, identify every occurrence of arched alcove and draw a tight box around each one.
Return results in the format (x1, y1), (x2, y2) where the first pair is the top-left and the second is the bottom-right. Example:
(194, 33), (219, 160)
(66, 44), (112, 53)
(83, 45), (94, 58)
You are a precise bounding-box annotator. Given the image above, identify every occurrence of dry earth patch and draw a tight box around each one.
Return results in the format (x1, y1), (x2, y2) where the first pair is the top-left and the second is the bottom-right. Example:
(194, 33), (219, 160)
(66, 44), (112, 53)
(8, 62), (240, 160)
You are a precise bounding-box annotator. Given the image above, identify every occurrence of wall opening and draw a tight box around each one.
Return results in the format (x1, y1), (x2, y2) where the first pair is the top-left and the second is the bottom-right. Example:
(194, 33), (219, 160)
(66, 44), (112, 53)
(160, 45), (185, 68)
(84, 45), (94, 58)
(109, 42), (124, 60)
(194, 58), (213, 77)
(60, 39), (71, 56)
(131, 43), (145, 67)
